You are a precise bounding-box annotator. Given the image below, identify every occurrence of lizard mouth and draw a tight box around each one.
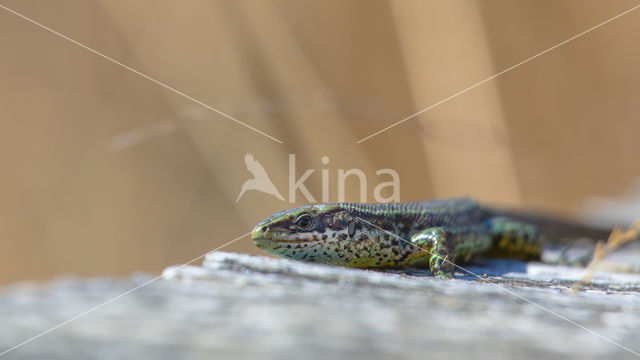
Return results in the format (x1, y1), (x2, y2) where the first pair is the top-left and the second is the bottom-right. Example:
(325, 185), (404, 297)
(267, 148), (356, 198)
(251, 226), (269, 249)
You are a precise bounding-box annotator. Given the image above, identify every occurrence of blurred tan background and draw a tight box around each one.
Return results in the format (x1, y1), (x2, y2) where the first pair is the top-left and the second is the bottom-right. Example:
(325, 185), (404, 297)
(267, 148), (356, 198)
(1, 0), (639, 283)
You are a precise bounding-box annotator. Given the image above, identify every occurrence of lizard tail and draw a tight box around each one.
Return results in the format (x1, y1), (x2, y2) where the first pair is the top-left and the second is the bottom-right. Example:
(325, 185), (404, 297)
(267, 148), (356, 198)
(484, 217), (544, 260)
(485, 208), (612, 245)
(480, 208), (613, 261)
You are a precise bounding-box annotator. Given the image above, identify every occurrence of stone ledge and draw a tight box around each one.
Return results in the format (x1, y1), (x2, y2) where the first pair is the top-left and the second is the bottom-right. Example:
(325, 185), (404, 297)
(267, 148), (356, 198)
(0, 252), (639, 360)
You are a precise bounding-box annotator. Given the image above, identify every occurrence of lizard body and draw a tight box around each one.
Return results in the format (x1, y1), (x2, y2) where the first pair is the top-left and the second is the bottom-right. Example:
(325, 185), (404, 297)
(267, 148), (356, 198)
(251, 198), (607, 278)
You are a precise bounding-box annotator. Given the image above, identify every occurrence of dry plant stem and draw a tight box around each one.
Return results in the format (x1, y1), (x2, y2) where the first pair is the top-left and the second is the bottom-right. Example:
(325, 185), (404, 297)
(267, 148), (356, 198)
(574, 219), (640, 291)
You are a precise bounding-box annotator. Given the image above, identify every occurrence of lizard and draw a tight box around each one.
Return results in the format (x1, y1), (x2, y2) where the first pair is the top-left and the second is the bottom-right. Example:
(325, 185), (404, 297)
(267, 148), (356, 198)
(251, 198), (611, 278)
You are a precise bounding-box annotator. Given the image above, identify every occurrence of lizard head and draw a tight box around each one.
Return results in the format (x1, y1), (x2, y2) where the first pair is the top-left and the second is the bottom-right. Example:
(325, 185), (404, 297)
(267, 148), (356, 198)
(251, 204), (360, 265)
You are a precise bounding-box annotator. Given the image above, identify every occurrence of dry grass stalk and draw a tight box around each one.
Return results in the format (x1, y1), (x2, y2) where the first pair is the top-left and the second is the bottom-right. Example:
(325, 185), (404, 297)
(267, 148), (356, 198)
(573, 219), (640, 291)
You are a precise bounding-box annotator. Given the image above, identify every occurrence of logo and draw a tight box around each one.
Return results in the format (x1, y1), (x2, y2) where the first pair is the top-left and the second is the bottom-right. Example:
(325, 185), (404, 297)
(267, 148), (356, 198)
(237, 154), (400, 203)
(236, 154), (285, 202)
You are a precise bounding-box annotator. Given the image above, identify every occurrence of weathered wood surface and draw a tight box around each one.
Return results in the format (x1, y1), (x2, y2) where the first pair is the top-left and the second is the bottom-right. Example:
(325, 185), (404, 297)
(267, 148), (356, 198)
(1, 249), (640, 360)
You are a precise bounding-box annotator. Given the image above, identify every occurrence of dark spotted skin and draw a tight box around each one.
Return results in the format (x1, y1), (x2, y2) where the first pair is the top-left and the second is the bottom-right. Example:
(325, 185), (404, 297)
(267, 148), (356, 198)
(251, 198), (603, 278)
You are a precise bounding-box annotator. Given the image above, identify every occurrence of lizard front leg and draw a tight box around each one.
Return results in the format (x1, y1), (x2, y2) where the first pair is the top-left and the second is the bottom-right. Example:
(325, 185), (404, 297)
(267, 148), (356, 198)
(411, 228), (456, 278)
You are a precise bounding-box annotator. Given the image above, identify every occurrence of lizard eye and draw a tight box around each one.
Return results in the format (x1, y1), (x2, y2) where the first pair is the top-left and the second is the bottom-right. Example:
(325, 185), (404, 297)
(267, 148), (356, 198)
(295, 214), (313, 230)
